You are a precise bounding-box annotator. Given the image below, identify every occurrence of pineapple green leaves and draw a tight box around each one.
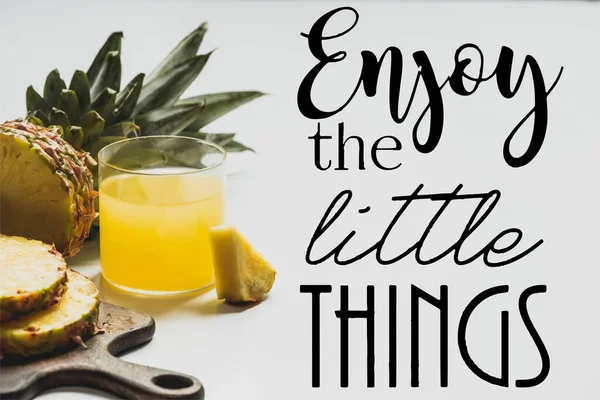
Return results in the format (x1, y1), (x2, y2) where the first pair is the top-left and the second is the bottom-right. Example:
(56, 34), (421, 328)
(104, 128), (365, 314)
(177, 91), (264, 132)
(147, 22), (208, 82)
(43, 70), (66, 111)
(25, 23), (263, 159)
(134, 53), (211, 115)
(69, 70), (91, 112)
(115, 73), (144, 122)
(90, 50), (121, 101)
(135, 105), (205, 137)
(178, 131), (254, 153)
(87, 32), (123, 85)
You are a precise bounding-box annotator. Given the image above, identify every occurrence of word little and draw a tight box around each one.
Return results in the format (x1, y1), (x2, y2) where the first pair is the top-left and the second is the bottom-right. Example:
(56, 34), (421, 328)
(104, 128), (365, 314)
(306, 185), (542, 268)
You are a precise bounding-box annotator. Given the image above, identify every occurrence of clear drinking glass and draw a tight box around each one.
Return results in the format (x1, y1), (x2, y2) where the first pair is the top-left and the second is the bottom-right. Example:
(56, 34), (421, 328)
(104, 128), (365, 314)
(98, 136), (226, 295)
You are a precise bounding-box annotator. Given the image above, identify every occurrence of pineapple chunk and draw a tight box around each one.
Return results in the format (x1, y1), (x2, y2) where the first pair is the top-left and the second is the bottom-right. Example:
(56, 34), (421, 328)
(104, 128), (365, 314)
(209, 226), (276, 303)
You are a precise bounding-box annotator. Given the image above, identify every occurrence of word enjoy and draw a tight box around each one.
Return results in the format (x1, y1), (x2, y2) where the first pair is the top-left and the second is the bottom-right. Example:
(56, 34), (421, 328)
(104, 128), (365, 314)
(297, 6), (564, 168)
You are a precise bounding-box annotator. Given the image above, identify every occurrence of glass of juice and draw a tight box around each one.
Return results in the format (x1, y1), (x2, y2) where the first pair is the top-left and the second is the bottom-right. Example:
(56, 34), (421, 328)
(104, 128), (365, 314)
(98, 136), (226, 295)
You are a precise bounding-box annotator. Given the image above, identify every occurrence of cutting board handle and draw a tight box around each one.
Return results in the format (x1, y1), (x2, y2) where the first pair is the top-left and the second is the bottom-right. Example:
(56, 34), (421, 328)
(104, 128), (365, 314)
(4, 356), (205, 399)
(56, 354), (205, 399)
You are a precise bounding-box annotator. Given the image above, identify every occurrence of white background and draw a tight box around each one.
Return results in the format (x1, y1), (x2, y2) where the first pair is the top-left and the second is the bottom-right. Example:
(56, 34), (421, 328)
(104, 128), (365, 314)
(1, 1), (599, 399)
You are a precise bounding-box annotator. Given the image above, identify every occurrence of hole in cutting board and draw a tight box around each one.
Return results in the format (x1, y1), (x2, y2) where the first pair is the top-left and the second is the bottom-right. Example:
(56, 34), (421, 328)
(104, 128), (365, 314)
(152, 374), (194, 389)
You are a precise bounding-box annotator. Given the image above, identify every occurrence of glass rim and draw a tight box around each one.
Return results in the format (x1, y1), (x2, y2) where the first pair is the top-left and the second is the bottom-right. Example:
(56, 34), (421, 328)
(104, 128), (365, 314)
(97, 135), (227, 176)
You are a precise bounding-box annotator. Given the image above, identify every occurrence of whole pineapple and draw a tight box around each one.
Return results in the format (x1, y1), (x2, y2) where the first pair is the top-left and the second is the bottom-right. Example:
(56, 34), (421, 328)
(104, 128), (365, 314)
(26, 23), (262, 163)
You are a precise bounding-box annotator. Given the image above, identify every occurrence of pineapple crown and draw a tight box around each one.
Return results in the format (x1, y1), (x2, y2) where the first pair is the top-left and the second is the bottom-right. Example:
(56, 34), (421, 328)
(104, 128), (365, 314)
(26, 23), (263, 161)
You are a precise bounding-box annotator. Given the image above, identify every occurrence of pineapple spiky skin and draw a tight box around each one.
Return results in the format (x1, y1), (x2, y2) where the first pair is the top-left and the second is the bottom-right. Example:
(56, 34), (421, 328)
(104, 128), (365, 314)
(0, 120), (97, 257)
(25, 24), (263, 170)
(0, 235), (68, 322)
(0, 270), (100, 359)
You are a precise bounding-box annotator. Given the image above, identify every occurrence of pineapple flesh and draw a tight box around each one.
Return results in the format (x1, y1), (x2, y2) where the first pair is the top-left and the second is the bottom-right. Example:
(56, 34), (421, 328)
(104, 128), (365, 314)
(0, 120), (97, 257)
(0, 235), (67, 322)
(209, 226), (276, 303)
(0, 269), (100, 359)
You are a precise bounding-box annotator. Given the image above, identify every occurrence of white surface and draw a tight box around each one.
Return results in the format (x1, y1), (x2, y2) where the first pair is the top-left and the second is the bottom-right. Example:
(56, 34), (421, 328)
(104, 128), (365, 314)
(1, 1), (600, 399)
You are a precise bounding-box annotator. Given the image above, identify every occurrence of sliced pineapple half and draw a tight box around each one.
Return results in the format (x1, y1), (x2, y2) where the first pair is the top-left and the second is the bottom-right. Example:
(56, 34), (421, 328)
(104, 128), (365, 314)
(0, 120), (97, 257)
(0, 235), (68, 321)
(0, 269), (100, 359)
(209, 225), (276, 303)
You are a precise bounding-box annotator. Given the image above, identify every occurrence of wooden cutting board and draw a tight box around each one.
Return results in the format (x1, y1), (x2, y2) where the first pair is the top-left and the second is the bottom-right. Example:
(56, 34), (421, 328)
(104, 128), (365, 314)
(0, 302), (205, 399)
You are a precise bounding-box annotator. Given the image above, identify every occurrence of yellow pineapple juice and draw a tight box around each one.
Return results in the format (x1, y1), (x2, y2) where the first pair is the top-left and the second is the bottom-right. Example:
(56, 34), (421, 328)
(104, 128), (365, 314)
(99, 168), (225, 293)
